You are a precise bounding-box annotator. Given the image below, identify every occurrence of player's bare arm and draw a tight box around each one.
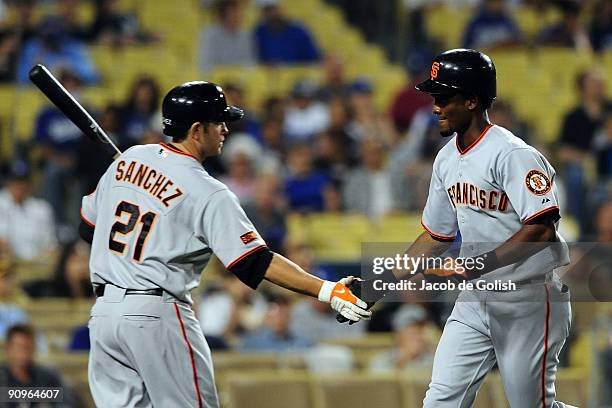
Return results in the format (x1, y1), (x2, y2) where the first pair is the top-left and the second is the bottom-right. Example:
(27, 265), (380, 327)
(263, 253), (323, 296)
(263, 253), (372, 322)
(335, 230), (451, 324)
(396, 231), (453, 280)
(488, 214), (557, 267)
(423, 214), (559, 280)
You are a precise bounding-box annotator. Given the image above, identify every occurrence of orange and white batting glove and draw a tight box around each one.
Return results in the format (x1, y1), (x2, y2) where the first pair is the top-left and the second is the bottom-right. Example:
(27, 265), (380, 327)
(318, 276), (372, 323)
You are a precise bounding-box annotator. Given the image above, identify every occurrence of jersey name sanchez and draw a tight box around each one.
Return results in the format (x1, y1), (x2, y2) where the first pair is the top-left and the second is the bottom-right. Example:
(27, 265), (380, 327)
(81, 143), (266, 303)
(422, 125), (569, 281)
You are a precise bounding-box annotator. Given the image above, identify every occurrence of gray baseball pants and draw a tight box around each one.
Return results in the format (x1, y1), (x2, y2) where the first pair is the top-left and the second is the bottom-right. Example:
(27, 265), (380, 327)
(88, 284), (219, 407)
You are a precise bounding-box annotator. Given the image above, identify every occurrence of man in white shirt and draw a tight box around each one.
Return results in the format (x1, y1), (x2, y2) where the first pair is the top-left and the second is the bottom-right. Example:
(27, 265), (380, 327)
(0, 161), (57, 261)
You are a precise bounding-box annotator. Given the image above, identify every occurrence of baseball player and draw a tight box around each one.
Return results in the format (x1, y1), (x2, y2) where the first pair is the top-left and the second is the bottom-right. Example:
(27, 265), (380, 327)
(365, 49), (574, 407)
(79, 81), (371, 407)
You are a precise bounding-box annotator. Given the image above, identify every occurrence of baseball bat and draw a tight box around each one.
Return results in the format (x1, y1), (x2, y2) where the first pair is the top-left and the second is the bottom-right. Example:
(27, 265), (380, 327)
(28, 64), (121, 157)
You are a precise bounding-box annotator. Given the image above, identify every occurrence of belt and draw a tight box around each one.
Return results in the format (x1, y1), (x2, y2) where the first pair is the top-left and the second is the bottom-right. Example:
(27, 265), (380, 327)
(94, 285), (163, 297)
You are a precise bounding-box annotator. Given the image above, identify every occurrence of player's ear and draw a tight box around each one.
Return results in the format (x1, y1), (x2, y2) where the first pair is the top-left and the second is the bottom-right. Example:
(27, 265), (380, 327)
(465, 95), (479, 111)
(189, 122), (203, 141)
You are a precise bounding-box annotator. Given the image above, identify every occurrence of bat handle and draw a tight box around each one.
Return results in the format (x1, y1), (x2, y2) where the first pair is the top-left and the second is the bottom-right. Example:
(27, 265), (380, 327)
(336, 313), (349, 323)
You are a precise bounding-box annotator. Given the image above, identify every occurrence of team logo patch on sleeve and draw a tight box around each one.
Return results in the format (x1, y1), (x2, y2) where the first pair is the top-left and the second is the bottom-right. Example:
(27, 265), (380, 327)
(525, 170), (551, 195)
(240, 231), (257, 245)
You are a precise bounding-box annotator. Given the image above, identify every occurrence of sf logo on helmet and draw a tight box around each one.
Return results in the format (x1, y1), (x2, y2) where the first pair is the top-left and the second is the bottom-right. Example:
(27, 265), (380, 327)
(430, 62), (441, 80)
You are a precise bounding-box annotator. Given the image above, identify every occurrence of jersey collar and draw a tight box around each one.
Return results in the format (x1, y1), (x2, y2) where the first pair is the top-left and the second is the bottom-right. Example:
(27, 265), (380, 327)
(456, 124), (493, 155)
(160, 143), (198, 161)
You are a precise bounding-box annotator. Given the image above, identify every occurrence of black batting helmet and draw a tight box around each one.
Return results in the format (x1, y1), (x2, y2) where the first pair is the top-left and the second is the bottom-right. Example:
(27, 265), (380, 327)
(161, 81), (244, 137)
(415, 49), (496, 109)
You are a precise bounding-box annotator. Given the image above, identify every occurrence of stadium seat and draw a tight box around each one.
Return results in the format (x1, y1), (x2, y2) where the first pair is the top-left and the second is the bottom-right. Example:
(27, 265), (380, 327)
(226, 371), (312, 408)
(314, 373), (403, 408)
(554, 369), (588, 407)
(402, 371), (498, 408)
(424, 5), (473, 49)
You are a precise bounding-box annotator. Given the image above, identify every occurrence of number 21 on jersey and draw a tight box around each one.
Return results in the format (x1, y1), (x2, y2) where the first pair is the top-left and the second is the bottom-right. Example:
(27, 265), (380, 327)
(108, 200), (157, 262)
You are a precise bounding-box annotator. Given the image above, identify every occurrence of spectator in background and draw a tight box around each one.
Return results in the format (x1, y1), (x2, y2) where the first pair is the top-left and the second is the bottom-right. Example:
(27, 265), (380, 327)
(243, 174), (286, 253)
(23, 240), (93, 299)
(0, 161), (57, 261)
(33, 69), (85, 235)
(558, 68), (611, 227)
(263, 95), (286, 123)
(260, 116), (285, 160)
(589, 0), (612, 53)
(322, 181), (343, 213)
(462, 0), (522, 50)
(284, 79), (330, 143)
(0, 29), (18, 81)
(119, 76), (160, 148)
(0, 259), (29, 341)
(198, 269), (269, 348)
(287, 243), (365, 343)
(602, 343), (612, 405)
(593, 107), (612, 182)
(0, 0), (37, 82)
(343, 138), (394, 219)
(198, 0), (255, 73)
(253, 0), (320, 65)
(594, 200), (612, 242)
(346, 78), (396, 145)
(321, 98), (358, 169)
(389, 50), (433, 135)
(488, 99), (529, 141)
(289, 299), (362, 347)
(316, 53), (350, 102)
(17, 17), (99, 84)
(313, 128), (355, 182)
(53, 0), (89, 41)
(78, 104), (122, 195)
(369, 304), (434, 372)
(0, 156), (9, 186)
(537, 0), (592, 51)
(219, 134), (260, 205)
(88, 0), (159, 46)
(560, 68), (610, 155)
(0, 324), (74, 407)
(1, 0), (37, 44)
(327, 96), (351, 135)
(388, 107), (443, 212)
(223, 83), (260, 140)
(240, 293), (312, 351)
(261, 112), (284, 144)
(284, 143), (330, 213)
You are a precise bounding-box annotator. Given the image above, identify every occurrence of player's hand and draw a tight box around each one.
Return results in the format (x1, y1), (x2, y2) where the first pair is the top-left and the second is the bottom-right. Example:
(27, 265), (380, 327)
(423, 258), (469, 281)
(335, 276), (389, 325)
(318, 276), (371, 323)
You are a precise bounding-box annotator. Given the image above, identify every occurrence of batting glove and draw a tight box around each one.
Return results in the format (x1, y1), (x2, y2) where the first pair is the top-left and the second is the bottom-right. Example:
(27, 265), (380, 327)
(335, 276), (390, 325)
(318, 276), (372, 323)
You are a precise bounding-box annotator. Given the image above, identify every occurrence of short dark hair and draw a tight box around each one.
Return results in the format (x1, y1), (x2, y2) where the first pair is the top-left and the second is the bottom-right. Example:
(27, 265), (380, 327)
(6, 324), (35, 343)
(171, 121), (211, 143)
(215, 0), (239, 17)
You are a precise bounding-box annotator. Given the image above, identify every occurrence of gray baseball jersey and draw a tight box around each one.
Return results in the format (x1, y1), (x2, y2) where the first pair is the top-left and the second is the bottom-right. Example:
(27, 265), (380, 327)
(82, 142), (267, 408)
(81, 142), (266, 303)
(420, 125), (573, 408)
(422, 124), (569, 282)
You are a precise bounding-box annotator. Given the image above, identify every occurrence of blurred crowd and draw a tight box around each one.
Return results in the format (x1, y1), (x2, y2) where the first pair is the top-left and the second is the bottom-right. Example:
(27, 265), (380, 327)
(0, 0), (611, 404)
